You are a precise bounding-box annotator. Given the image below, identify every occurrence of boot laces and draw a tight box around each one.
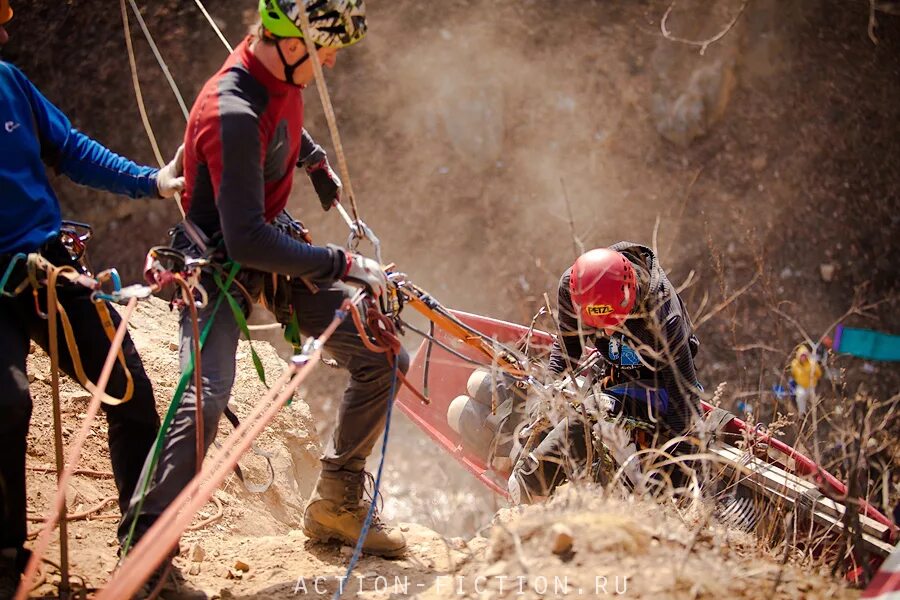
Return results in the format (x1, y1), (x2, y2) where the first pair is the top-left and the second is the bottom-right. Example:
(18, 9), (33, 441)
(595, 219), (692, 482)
(358, 471), (388, 530)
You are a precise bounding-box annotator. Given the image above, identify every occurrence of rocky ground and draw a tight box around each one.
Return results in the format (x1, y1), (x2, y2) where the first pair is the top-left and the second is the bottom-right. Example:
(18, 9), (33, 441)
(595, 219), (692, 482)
(19, 300), (859, 599)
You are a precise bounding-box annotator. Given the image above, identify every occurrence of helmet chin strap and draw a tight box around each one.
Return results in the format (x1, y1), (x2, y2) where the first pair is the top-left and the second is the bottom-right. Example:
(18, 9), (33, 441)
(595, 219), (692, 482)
(275, 39), (311, 87)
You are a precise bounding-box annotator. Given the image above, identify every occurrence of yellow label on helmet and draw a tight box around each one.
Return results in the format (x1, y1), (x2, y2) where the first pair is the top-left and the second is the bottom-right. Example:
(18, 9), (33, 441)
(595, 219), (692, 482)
(586, 304), (614, 316)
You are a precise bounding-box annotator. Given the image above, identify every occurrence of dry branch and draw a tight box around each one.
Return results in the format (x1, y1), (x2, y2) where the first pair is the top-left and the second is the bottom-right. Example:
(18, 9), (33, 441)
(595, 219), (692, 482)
(660, 0), (749, 55)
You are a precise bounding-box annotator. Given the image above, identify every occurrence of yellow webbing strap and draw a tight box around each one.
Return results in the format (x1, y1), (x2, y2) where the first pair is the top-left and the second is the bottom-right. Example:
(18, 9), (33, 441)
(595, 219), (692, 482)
(37, 256), (135, 406)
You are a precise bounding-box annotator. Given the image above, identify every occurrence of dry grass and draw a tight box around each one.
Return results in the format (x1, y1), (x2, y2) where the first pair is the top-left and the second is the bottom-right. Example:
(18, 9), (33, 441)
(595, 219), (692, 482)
(445, 485), (858, 599)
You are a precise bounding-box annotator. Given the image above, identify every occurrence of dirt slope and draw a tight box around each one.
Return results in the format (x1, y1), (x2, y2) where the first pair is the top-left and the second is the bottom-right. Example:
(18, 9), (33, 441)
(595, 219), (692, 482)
(21, 300), (858, 599)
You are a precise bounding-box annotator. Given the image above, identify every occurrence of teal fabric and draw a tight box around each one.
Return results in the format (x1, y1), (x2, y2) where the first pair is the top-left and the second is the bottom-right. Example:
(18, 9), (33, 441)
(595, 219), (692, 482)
(835, 327), (900, 362)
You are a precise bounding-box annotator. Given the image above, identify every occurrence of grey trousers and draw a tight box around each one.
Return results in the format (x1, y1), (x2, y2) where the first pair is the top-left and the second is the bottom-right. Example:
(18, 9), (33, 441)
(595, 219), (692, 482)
(119, 277), (408, 545)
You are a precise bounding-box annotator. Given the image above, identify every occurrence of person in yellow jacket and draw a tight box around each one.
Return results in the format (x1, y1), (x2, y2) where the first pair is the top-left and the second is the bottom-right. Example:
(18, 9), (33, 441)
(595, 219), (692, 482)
(790, 344), (823, 415)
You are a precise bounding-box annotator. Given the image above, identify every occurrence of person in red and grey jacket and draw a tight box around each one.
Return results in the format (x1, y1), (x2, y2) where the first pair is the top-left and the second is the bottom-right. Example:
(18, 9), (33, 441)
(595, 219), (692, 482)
(119, 0), (409, 564)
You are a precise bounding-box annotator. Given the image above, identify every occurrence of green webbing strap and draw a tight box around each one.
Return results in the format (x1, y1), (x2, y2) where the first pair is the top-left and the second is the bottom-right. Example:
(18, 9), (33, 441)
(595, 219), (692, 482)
(121, 261), (240, 557)
(213, 271), (267, 386)
(280, 310), (303, 407)
(284, 309), (302, 353)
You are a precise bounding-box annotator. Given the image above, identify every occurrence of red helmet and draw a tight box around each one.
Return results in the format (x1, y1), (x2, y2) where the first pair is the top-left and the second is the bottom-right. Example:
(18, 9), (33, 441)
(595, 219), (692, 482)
(0, 0), (12, 25)
(569, 248), (637, 329)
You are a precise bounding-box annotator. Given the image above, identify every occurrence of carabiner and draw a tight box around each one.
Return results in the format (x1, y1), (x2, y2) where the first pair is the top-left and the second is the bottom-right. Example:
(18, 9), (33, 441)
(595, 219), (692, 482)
(0, 253), (28, 297)
(95, 269), (122, 294)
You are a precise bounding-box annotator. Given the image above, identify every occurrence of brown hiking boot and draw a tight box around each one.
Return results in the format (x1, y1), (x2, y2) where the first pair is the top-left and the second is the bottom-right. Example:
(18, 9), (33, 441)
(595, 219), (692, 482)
(302, 470), (406, 558)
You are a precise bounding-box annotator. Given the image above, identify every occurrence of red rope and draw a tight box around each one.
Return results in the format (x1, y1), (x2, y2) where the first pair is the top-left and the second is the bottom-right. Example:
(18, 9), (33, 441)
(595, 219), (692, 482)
(347, 301), (429, 405)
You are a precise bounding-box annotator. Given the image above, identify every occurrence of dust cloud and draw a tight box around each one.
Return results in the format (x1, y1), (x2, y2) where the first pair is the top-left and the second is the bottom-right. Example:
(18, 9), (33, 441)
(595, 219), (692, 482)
(10, 0), (899, 536)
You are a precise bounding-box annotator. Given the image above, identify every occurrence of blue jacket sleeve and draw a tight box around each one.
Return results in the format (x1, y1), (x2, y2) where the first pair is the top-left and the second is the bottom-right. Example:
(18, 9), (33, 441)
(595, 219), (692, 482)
(15, 65), (159, 198)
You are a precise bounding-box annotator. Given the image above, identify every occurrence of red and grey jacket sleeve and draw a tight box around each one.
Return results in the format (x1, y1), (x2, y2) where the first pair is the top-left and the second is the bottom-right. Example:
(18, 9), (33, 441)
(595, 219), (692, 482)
(296, 128), (326, 169)
(206, 101), (345, 281)
(549, 269), (587, 374)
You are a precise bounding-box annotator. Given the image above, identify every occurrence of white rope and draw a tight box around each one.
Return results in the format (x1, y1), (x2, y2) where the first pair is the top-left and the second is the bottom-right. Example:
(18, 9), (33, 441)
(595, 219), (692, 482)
(120, 0), (163, 167)
(120, 0), (185, 217)
(193, 0), (233, 53)
(125, 0), (190, 121)
(294, 1), (362, 225)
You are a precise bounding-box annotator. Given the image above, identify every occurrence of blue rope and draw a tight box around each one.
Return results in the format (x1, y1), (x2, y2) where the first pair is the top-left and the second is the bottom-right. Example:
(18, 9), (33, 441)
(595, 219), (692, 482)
(333, 358), (400, 600)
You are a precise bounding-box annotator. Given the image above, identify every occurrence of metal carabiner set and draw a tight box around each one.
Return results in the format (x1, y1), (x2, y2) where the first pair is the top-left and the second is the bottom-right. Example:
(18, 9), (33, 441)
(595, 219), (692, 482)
(89, 246), (210, 308)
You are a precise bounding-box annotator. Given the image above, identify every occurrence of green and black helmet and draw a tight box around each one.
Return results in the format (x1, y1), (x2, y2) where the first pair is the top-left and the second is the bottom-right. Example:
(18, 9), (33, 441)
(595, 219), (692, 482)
(259, 0), (367, 48)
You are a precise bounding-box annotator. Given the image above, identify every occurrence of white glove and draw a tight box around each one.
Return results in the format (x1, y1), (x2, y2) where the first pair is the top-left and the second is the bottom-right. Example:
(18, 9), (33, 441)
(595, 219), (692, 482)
(342, 253), (387, 298)
(156, 144), (185, 199)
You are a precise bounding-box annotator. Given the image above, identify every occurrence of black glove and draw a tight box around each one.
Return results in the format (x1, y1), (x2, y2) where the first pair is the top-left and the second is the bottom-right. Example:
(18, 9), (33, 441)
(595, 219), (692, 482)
(306, 158), (342, 211)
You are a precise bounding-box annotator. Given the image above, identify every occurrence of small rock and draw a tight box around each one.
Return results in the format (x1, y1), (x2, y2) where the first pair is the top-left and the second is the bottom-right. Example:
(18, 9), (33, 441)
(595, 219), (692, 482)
(819, 263), (836, 282)
(228, 568), (243, 580)
(233, 560), (250, 572)
(399, 524), (410, 532)
(449, 537), (467, 550)
(28, 372), (36, 383)
(188, 542), (205, 563)
(861, 363), (876, 374)
(751, 154), (768, 172)
(189, 562), (201, 576)
(483, 560), (508, 578)
(28, 342), (37, 355)
(33, 372), (46, 383)
(550, 523), (574, 555)
(168, 341), (179, 352)
(340, 546), (354, 557)
(215, 565), (230, 578)
(67, 391), (93, 403)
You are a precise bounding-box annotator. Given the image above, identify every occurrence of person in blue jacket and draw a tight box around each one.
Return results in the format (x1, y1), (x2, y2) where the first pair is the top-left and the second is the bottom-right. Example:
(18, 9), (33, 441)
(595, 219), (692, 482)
(0, 2), (184, 591)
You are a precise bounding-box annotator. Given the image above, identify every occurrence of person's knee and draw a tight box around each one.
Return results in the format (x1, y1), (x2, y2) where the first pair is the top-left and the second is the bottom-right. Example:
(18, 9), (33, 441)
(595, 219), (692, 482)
(103, 380), (159, 430)
(204, 375), (236, 407)
(0, 370), (32, 429)
(509, 452), (553, 504)
(0, 393), (32, 433)
(394, 348), (410, 375)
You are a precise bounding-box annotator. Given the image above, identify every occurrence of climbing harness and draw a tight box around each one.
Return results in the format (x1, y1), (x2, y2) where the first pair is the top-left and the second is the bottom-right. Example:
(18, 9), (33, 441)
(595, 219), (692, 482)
(108, 3), (394, 594)
(2, 251), (136, 405)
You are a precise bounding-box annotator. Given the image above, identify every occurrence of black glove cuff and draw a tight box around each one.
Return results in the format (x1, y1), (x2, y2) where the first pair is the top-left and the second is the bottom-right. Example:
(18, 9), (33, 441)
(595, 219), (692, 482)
(297, 144), (327, 170)
(326, 244), (350, 280)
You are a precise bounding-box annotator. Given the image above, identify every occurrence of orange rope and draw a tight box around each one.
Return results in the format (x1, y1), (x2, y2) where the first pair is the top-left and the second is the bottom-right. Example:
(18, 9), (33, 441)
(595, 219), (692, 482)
(96, 302), (351, 599)
(174, 276), (204, 474)
(16, 297), (139, 600)
(347, 300), (429, 405)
